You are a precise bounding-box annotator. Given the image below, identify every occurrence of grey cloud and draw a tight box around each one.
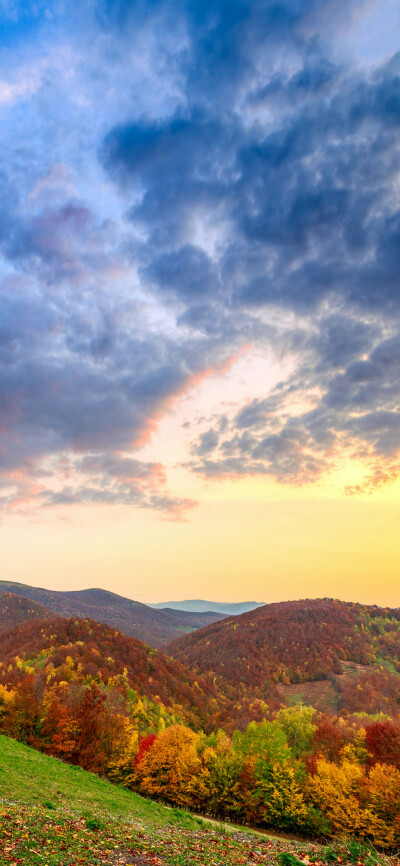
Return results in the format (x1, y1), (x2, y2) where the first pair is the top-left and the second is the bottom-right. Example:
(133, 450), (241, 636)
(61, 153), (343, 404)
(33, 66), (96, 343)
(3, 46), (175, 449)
(102, 47), (400, 325)
(193, 428), (220, 456)
(42, 485), (195, 519)
(189, 326), (400, 487)
(145, 245), (220, 300)
(236, 396), (282, 430)
(1, 450), (196, 519)
(1, 0), (400, 513)
(310, 315), (379, 371)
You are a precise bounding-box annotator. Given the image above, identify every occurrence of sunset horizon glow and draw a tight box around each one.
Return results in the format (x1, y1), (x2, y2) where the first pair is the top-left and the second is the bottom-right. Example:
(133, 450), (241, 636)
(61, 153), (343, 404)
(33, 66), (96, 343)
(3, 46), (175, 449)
(0, 0), (399, 608)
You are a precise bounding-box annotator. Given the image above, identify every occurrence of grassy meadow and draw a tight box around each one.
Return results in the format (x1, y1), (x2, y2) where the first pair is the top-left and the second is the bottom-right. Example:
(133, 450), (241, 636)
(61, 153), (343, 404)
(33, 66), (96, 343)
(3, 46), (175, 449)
(1, 734), (398, 866)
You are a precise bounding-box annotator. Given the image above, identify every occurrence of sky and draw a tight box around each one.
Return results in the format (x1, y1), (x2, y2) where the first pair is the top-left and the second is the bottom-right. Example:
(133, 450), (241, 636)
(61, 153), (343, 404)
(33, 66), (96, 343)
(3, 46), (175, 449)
(0, 0), (399, 606)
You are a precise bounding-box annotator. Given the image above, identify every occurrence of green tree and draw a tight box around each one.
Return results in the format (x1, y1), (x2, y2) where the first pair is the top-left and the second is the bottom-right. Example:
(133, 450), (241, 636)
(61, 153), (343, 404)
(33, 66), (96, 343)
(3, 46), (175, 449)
(233, 720), (291, 764)
(276, 703), (316, 758)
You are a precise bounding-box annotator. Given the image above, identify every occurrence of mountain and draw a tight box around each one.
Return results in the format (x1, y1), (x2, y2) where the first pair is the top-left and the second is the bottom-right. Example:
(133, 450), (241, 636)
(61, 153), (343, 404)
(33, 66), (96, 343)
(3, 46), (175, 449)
(166, 598), (400, 715)
(0, 614), (226, 731)
(150, 606), (227, 627)
(0, 611), (271, 733)
(151, 599), (265, 615)
(4, 588), (400, 718)
(0, 591), (51, 632)
(0, 581), (224, 648)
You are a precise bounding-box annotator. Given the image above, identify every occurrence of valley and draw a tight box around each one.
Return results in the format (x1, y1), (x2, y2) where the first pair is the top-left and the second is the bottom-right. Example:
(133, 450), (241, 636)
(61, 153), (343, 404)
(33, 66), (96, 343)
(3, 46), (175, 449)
(0, 582), (225, 647)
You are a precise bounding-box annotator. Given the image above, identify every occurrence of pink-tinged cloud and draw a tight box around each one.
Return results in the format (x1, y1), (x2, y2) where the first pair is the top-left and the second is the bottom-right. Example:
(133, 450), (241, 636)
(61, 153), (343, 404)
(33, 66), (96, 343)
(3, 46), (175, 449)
(134, 347), (252, 449)
(0, 452), (197, 521)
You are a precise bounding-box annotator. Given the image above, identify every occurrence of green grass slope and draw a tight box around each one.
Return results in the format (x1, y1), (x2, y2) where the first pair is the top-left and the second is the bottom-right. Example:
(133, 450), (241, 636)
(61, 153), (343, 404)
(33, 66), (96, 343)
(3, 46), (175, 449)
(0, 735), (288, 866)
(0, 735), (397, 866)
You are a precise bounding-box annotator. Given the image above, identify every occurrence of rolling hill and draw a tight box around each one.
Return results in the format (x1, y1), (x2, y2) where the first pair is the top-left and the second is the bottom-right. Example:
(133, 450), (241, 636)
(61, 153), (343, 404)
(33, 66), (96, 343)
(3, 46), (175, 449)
(0, 581), (224, 647)
(167, 598), (400, 715)
(3, 591), (400, 720)
(0, 614), (226, 731)
(0, 591), (51, 633)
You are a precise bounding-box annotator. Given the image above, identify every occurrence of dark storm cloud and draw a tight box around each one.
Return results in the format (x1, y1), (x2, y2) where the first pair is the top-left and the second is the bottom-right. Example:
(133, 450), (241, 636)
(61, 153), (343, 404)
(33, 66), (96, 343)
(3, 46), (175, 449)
(146, 245), (220, 300)
(102, 49), (400, 321)
(1, 0), (399, 511)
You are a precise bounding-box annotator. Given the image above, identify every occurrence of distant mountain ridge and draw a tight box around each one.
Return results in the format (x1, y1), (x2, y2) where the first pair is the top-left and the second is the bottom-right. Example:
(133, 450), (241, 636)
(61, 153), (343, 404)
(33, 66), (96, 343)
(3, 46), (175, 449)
(151, 599), (265, 615)
(0, 581), (224, 647)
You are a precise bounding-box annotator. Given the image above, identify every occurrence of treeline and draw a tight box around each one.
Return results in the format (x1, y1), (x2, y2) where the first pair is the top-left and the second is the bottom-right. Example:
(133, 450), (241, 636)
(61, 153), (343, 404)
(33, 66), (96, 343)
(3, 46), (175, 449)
(1, 662), (400, 846)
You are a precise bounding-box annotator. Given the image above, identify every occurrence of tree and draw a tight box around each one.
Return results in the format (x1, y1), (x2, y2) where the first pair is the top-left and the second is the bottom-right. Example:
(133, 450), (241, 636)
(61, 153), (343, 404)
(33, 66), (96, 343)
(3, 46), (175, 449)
(196, 737), (245, 818)
(233, 720), (291, 765)
(4, 676), (38, 744)
(137, 724), (201, 807)
(135, 733), (157, 766)
(312, 721), (344, 763)
(365, 721), (400, 769)
(40, 689), (80, 759)
(256, 761), (308, 829)
(360, 762), (400, 847)
(307, 758), (364, 834)
(76, 683), (107, 772)
(276, 703), (316, 758)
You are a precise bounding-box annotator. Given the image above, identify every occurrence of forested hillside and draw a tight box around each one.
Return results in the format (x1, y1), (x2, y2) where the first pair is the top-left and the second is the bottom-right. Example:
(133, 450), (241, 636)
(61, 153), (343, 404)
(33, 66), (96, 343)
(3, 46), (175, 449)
(2, 609), (400, 845)
(0, 581), (224, 647)
(167, 598), (400, 714)
(0, 616), (225, 733)
(0, 592), (51, 633)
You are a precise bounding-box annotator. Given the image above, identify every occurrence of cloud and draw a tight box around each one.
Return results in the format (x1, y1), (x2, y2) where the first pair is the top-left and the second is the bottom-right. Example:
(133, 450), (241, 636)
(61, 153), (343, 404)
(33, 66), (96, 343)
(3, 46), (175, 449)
(188, 325), (400, 489)
(193, 428), (220, 457)
(0, 0), (399, 517)
(102, 23), (400, 319)
(145, 245), (220, 301)
(0, 452), (197, 520)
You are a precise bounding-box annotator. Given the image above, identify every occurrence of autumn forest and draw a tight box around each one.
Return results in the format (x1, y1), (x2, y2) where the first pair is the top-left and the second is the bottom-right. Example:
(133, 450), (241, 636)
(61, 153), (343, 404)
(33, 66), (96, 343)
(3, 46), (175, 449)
(1, 593), (400, 848)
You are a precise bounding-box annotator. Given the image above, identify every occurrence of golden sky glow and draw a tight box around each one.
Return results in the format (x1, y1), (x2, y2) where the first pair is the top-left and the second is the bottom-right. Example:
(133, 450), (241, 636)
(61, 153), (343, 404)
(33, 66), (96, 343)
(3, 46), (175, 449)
(2, 353), (399, 607)
(1, 1), (399, 608)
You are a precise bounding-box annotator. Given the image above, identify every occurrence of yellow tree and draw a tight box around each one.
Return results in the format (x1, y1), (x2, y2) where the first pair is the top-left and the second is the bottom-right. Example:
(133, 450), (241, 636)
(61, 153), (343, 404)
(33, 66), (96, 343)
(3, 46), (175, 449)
(137, 724), (201, 807)
(195, 732), (244, 818)
(307, 758), (364, 834)
(0, 684), (13, 727)
(360, 763), (400, 847)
